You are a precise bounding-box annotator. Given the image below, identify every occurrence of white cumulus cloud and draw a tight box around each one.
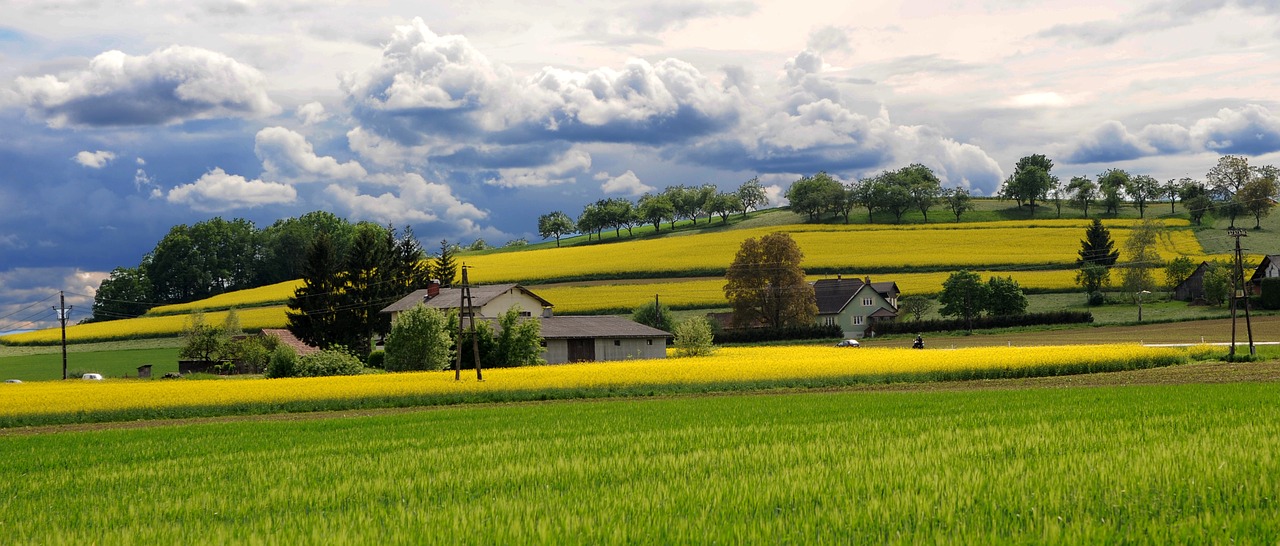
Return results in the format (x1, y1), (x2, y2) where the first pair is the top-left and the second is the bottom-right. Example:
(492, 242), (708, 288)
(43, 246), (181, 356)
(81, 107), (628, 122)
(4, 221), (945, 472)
(166, 168), (296, 212)
(255, 127), (368, 182)
(15, 45), (279, 127)
(73, 150), (115, 168)
(597, 170), (653, 196)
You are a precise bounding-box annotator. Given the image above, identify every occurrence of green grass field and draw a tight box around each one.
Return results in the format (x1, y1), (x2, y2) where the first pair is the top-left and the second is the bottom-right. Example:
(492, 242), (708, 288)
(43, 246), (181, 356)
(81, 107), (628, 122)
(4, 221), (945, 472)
(0, 339), (181, 381)
(2, 382), (1277, 544)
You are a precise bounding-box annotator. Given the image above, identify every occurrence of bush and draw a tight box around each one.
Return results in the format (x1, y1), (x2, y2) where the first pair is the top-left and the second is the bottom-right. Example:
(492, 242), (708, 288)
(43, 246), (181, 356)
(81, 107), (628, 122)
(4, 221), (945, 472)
(264, 345), (298, 378)
(1261, 278), (1280, 310)
(385, 305), (453, 372)
(367, 350), (385, 369)
(293, 348), (364, 377)
(713, 324), (843, 344)
(673, 317), (715, 357)
(875, 311), (1093, 336)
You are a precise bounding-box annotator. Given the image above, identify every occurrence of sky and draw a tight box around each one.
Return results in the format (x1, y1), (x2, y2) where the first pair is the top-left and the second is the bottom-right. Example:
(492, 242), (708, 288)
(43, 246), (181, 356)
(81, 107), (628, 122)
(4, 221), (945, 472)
(2, 0), (1280, 332)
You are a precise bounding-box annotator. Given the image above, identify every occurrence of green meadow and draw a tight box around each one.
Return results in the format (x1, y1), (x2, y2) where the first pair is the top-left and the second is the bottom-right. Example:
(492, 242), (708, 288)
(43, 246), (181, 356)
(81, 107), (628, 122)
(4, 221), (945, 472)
(2, 382), (1277, 544)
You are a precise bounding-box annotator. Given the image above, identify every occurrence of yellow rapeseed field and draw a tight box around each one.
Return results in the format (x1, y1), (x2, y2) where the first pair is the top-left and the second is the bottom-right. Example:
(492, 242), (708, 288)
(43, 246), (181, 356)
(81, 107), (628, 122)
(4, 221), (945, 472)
(539, 270), (1081, 313)
(464, 220), (1215, 283)
(146, 280), (302, 315)
(3, 306), (289, 345)
(0, 344), (1189, 421)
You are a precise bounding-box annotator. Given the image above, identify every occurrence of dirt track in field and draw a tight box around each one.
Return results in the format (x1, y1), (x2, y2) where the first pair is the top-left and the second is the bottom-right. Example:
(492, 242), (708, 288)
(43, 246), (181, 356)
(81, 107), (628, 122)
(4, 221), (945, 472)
(5, 359), (1278, 437)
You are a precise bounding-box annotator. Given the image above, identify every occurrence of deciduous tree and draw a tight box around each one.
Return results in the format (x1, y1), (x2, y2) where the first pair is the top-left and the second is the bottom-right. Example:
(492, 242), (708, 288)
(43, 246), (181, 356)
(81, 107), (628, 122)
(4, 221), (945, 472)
(537, 211), (575, 247)
(723, 232), (817, 329)
(938, 270), (987, 332)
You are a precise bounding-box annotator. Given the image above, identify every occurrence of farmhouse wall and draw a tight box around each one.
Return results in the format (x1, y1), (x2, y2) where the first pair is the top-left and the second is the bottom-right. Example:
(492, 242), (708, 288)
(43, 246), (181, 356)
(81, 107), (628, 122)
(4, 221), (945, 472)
(480, 291), (547, 317)
(541, 337), (666, 364)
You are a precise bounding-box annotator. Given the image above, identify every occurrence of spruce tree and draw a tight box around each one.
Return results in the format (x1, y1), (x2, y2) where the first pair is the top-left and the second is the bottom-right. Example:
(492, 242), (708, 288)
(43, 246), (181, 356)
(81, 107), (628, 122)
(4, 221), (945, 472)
(1078, 218), (1120, 267)
(286, 232), (343, 349)
(433, 239), (458, 287)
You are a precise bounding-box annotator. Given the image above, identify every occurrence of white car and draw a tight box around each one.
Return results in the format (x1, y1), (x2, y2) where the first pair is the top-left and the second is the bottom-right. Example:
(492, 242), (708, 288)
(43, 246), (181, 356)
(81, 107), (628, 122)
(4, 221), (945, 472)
(82, 373), (104, 380)
(835, 339), (860, 348)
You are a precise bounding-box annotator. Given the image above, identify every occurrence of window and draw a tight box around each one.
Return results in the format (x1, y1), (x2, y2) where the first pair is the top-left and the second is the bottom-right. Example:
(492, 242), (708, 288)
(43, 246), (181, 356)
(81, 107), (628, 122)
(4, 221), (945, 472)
(539, 340), (547, 347)
(646, 339), (653, 345)
(853, 316), (864, 325)
(823, 316), (836, 326)
(863, 297), (874, 306)
(614, 339), (621, 346)
(519, 311), (532, 317)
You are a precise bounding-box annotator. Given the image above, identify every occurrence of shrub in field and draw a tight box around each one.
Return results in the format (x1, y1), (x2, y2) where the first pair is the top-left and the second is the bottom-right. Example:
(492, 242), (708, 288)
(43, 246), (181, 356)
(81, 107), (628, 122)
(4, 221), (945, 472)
(385, 305), (453, 372)
(673, 317), (715, 357)
(632, 299), (674, 332)
(367, 350), (385, 369)
(293, 348), (364, 378)
(265, 345), (299, 378)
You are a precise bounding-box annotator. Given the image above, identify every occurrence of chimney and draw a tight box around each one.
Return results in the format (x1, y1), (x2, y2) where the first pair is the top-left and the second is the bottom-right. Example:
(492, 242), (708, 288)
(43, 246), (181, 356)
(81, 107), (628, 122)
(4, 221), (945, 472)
(864, 276), (871, 285)
(836, 274), (841, 281)
(426, 279), (440, 299)
(542, 306), (553, 318)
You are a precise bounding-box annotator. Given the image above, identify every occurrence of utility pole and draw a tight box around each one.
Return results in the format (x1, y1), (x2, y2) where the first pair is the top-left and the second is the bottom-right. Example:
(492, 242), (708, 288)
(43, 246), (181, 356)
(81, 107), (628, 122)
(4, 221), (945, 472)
(454, 264), (482, 381)
(53, 291), (72, 380)
(1227, 227), (1255, 358)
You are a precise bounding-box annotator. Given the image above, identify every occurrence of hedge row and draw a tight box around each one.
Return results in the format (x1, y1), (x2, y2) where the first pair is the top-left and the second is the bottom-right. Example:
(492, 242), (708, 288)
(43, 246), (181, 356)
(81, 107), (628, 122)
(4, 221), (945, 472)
(876, 311), (1094, 335)
(713, 324), (844, 344)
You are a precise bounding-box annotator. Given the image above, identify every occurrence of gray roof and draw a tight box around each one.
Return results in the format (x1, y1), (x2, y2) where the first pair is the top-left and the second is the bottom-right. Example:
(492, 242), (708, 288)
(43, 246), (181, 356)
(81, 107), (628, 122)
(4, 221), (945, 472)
(380, 284), (553, 314)
(812, 277), (900, 315)
(466, 315), (672, 340)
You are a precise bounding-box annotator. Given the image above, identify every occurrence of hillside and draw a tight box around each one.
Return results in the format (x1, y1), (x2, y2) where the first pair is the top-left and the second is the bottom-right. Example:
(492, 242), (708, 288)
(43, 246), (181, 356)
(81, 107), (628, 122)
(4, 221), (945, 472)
(2, 199), (1271, 346)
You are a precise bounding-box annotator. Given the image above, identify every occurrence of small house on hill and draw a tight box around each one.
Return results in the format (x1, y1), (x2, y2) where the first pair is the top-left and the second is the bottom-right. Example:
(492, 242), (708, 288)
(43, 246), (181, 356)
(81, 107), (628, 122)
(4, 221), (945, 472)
(813, 276), (900, 339)
(381, 282), (671, 364)
(380, 281), (554, 321)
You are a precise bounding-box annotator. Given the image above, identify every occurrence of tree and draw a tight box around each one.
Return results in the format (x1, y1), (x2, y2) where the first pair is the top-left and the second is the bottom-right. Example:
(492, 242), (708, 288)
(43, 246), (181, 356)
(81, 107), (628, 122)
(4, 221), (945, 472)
(672, 316), (715, 357)
(1001, 154), (1056, 213)
(537, 211), (575, 247)
(1180, 182), (1214, 226)
(866, 170), (913, 223)
(1238, 172), (1278, 229)
(898, 295), (934, 321)
(1164, 256), (1196, 295)
(1125, 174), (1161, 219)
(1163, 178), (1188, 215)
(737, 177), (769, 218)
(258, 211), (354, 285)
(577, 201), (606, 240)
(1067, 176), (1097, 218)
(286, 232), (344, 350)
(638, 193), (675, 232)
(901, 163), (942, 222)
(1118, 220), (1162, 305)
(943, 186), (972, 222)
(432, 239), (458, 286)
(491, 306), (544, 367)
(1097, 168), (1129, 215)
(938, 270), (987, 332)
(1076, 263), (1110, 305)
(1077, 219), (1120, 267)
(91, 266), (153, 321)
(632, 299), (674, 332)
(723, 232), (817, 329)
(1202, 262), (1232, 305)
(985, 276), (1027, 316)
(706, 192), (742, 223)
(664, 186), (698, 228)
(786, 172), (843, 221)
(336, 223), (395, 360)
(178, 311), (229, 363)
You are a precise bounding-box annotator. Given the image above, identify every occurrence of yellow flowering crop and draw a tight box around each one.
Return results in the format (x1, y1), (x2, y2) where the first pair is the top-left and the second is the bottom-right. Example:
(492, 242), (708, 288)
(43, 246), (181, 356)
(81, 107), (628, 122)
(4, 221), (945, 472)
(538, 270), (1082, 314)
(464, 221), (1215, 283)
(1, 344), (1187, 424)
(147, 280), (302, 315)
(3, 306), (289, 345)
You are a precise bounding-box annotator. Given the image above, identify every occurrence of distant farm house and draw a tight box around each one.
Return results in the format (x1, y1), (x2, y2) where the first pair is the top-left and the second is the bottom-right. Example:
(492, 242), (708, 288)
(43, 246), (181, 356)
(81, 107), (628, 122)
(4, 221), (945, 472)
(380, 281), (670, 364)
(813, 276), (900, 339)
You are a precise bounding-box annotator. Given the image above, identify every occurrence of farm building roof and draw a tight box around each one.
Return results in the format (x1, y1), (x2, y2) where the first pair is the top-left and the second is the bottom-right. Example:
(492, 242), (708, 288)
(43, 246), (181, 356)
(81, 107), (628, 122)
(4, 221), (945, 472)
(380, 284), (554, 314)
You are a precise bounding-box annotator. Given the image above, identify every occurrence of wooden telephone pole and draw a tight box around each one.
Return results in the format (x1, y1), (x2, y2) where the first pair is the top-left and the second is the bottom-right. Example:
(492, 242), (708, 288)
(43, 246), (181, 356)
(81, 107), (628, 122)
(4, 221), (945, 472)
(1227, 227), (1255, 358)
(454, 264), (483, 381)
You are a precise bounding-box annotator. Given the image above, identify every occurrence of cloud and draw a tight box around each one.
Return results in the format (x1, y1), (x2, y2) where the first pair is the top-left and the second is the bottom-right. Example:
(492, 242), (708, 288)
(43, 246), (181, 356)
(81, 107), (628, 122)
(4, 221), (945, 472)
(597, 170), (654, 196)
(807, 26), (851, 53)
(14, 45), (279, 127)
(1062, 104), (1280, 163)
(325, 172), (488, 230)
(890, 125), (1005, 194)
(73, 150), (115, 168)
(1190, 104), (1280, 155)
(296, 101), (329, 126)
(165, 168), (297, 212)
(485, 148), (592, 188)
(1062, 120), (1155, 164)
(1038, 0), (1280, 46)
(254, 127), (368, 182)
(342, 18), (742, 157)
(577, 1), (757, 44)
